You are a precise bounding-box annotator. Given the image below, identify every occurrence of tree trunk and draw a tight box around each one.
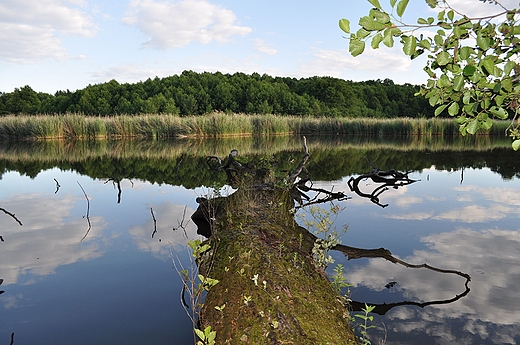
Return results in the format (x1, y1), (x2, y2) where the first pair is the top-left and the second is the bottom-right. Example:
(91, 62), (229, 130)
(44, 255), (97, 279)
(193, 180), (358, 344)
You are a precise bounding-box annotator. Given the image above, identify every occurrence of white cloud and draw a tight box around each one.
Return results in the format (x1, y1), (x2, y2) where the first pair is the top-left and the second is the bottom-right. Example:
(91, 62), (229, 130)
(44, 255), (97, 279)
(0, 0), (97, 63)
(252, 38), (277, 55)
(301, 47), (412, 79)
(122, 0), (252, 49)
(90, 64), (168, 84)
(439, 0), (517, 18)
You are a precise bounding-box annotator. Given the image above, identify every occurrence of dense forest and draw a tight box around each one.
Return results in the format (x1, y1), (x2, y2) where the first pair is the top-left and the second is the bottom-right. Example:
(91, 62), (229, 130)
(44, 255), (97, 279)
(0, 71), (435, 118)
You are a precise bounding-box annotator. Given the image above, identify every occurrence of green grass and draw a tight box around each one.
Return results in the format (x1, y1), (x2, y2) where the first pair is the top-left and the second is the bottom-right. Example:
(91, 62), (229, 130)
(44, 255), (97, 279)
(0, 112), (512, 140)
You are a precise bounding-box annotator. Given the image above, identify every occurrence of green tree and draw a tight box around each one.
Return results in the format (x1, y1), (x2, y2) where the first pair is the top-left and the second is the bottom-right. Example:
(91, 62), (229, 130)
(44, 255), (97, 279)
(340, 0), (520, 149)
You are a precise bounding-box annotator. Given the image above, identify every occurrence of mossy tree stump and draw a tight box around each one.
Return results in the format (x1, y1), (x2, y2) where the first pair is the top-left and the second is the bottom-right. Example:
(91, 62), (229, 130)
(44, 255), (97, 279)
(192, 140), (358, 344)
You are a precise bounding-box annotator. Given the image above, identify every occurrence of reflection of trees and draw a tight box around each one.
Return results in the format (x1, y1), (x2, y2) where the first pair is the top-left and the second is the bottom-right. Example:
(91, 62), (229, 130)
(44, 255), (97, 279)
(1, 138), (520, 185)
(333, 244), (471, 315)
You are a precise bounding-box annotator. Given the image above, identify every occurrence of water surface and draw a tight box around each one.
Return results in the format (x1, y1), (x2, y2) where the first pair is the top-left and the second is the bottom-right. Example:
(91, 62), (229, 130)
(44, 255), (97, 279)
(0, 136), (518, 344)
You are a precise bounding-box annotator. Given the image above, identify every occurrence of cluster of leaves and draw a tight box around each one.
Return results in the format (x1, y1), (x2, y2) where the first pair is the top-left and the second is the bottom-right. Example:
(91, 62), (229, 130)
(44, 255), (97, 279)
(0, 71), (433, 118)
(340, 0), (520, 149)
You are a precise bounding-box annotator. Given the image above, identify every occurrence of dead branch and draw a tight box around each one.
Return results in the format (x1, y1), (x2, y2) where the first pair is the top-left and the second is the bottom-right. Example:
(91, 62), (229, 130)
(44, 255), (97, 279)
(287, 136), (310, 185)
(77, 182), (92, 241)
(54, 178), (61, 194)
(150, 208), (157, 238)
(0, 207), (23, 226)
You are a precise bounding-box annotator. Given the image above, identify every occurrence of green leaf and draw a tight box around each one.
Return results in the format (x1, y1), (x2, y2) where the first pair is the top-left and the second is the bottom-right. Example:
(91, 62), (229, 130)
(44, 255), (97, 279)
(396, 0), (409, 17)
(402, 36), (416, 56)
(418, 39), (431, 50)
(437, 74), (451, 88)
(480, 56), (495, 75)
(436, 51), (451, 66)
(512, 139), (520, 151)
(349, 38), (366, 56)
(477, 32), (490, 50)
(466, 119), (480, 134)
(357, 27), (371, 38)
(504, 60), (517, 75)
(428, 91), (441, 106)
(495, 94), (505, 107)
(434, 104), (448, 116)
(371, 8), (390, 24)
(382, 28), (395, 47)
(481, 117), (493, 130)
(448, 102), (460, 116)
(359, 16), (387, 30)
(502, 77), (513, 92)
(434, 34), (444, 46)
(462, 91), (472, 104)
(463, 65), (476, 77)
(339, 19), (350, 34)
(489, 106), (508, 119)
(453, 74), (464, 91)
(371, 33), (383, 48)
(417, 18), (428, 25)
(195, 329), (205, 341)
(390, 0), (397, 7)
(447, 10), (454, 21)
(458, 46), (473, 60)
(368, 0), (382, 8)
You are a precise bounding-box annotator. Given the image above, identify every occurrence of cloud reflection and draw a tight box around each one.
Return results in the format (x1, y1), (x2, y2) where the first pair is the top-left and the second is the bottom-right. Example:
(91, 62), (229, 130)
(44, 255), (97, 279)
(128, 202), (201, 258)
(345, 227), (520, 343)
(0, 193), (106, 287)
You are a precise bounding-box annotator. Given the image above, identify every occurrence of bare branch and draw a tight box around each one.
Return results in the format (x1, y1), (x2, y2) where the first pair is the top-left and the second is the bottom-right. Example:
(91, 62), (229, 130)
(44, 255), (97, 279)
(150, 208), (157, 238)
(77, 182), (92, 241)
(0, 207), (23, 226)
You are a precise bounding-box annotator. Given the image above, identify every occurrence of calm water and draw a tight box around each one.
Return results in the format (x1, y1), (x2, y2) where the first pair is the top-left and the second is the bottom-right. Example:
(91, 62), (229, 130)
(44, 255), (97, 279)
(0, 136), (519, 344)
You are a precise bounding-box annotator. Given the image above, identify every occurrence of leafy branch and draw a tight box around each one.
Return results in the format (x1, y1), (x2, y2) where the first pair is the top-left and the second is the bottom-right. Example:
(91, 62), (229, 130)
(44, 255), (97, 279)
(340, 0), (520, 149)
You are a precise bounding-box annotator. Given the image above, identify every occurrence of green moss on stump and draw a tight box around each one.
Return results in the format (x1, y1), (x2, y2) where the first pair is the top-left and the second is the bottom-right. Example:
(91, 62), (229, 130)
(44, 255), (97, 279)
(198, 188), (358, 344)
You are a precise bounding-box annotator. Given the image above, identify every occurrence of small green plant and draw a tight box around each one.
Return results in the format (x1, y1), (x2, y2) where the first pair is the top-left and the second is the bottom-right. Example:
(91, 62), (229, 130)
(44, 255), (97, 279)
(214, 304), (226, 312)
(188, 239), (211, 260)
(195, 326), (216, 345)
(353, 303), (377, 345)
(330, 264), (351, 294)
(312, 235), (338, 268)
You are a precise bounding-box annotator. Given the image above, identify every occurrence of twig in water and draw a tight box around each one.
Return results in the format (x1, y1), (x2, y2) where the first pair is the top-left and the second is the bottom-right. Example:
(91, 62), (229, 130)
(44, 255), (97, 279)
(151, 208), (157, 238)
(54, 178), (61, 194)
(0, 208), (23, 226)
(77, 182), (92, 241)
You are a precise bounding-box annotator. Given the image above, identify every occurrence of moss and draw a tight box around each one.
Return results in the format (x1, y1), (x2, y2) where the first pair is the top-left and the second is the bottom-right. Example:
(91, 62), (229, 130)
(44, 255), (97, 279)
(197, 188), (358, 344)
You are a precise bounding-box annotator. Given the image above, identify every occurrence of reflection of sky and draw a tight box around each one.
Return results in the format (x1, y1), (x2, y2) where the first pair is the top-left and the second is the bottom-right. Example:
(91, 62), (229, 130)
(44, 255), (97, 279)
(325, 167), (520, 344)
(0, 168), (204, 344)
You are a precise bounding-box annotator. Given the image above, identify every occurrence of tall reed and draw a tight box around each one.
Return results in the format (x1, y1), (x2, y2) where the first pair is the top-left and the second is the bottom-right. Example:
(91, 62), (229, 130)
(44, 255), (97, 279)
(0, 112), (511, 140)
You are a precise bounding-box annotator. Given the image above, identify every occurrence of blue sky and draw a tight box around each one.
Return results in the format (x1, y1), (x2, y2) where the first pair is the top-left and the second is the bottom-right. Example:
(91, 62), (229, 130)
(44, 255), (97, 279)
(0, 0), (510, 94)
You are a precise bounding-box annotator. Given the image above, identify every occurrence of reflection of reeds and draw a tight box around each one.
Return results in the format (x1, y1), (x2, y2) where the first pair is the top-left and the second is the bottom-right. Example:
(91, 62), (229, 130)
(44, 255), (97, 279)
(0, 134), (513, 165)
(0, 112), (512, 139)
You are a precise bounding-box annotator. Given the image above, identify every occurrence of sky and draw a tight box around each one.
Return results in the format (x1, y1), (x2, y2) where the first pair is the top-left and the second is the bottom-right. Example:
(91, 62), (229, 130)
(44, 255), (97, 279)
(0, 0), (514, 94)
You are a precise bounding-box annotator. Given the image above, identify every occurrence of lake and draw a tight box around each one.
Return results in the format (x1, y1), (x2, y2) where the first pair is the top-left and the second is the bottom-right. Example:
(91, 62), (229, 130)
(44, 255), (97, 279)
(0, 135), (519, 344)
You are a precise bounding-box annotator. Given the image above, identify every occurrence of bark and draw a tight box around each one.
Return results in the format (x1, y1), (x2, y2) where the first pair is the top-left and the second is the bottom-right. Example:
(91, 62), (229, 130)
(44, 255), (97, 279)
(192, 141), (358, 345)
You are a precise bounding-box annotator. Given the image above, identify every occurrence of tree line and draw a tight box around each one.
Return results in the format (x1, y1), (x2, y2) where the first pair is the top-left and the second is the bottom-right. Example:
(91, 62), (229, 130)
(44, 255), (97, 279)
(0, 71), (435, 118)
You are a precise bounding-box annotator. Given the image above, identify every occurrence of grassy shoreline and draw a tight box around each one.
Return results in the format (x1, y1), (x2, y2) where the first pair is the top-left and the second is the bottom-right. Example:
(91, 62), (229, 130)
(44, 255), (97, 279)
(0, 112), (510, 140)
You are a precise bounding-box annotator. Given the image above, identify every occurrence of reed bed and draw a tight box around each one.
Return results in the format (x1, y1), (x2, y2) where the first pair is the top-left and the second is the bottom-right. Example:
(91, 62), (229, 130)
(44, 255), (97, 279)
(0, 112), (511, 140)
